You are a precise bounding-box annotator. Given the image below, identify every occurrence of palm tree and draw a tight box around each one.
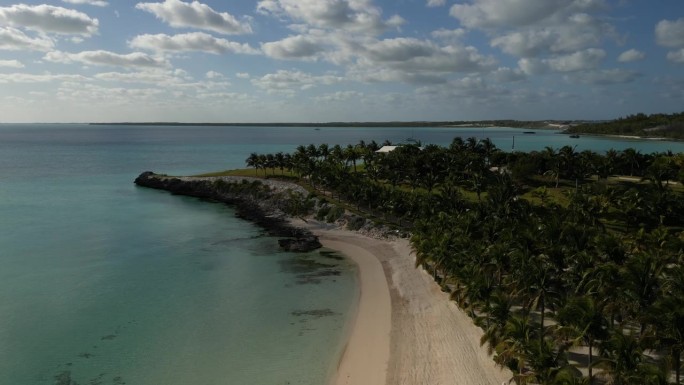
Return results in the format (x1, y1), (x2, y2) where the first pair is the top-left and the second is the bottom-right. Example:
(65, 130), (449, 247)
(344, 144), (360, 172)
(318, 143), (330, 161)
(274, 152), (286, 174)
(595, 330), (664, 385)
(557, 296), (609, 384)
(650, 265), (684, 384)
(621, 251), (665, 335)
(495, 314), (535, 382)
(265, 153), (275, 175)
(246, 152), (260, 175)
(478, 290), (513, 354)
(620, 148), (641, 177)
(542, 146), (561, 187)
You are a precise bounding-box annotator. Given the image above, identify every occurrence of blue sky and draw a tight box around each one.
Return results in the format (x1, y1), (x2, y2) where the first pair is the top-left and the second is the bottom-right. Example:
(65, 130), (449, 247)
(0, 0), (682, 123)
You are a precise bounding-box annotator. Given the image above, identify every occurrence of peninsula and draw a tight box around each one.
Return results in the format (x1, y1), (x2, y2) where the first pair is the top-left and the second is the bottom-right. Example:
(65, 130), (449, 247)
(134, 171), (511, 385)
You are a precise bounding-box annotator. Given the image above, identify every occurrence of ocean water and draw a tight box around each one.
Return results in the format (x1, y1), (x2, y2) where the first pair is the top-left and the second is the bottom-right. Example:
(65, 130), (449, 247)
(1, 124), (683, 385)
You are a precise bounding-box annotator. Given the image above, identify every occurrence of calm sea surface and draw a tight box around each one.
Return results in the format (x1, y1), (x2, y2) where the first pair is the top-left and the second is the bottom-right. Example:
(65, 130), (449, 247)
(1, 124), (683, 385)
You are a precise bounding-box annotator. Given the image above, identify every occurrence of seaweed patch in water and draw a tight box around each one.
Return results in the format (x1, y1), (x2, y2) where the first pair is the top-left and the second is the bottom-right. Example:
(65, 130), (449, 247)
(319, 250), (345, 261)
(291, 309), (338, 318)
(295, 269), (341, 285)
(280, 255), (341, 284)
(279, 256), (336, 274)
(78, 352), (94, 359)
(88, 373), (106, 385)
(54, 371), (73, 385)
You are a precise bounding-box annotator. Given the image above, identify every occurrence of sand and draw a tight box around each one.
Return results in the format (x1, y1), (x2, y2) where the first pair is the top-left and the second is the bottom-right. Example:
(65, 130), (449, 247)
(309, 227), (512, 385)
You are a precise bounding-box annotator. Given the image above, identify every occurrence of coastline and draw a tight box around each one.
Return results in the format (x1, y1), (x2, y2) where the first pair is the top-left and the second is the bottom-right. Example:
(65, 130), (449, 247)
(300, 224), (512, 385)
(135, 173), (512, 385)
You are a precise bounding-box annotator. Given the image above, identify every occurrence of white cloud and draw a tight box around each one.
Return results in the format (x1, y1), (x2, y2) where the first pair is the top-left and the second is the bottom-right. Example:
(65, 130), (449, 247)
(44, 50), (168, 68)
(0, 72), (87, 83)
(347, 66), (445, 84)
(0, 59), (24, 68)
(361, 38), (496, 74)
(0, 27), (54, 51)
(545, 48), (605, 72)
(655, 18), (684, 48)
(491, 67), (526, 82)
(450, 0), (570, 29)
(518, 58), (547, 75)
(129, 32), (259, 55)
(56, 82), (166, 104)
(567, 68), (641, 85)
(667, 48), (684, 64)
(252, 70), (343, 93)
(431, 28), (467, 41)
(205, 70), (224, 79)
(655, 18), (684, 62)
(0, 4), (98, 36)
(62, 0), (108, 7)
(491, 29), (556, 57)
(262, 35), (324, 60)
(427, 0), (446, 7)
(490, 14), (616, 58)
(135, 0), (251, 35)
(314, 90), (363, 102)
(94, 69), (190, 84)
(364, 38), (436, 62)
(519, 48), (605, 74)
(256, 0), (402, 35)
(617, 49), (644, 62)
(236, 72), (250, 79)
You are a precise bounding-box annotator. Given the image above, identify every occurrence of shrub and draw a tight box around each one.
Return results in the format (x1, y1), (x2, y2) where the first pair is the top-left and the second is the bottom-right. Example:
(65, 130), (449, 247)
(325, 206), (345, 223)
(346, 216), (366, 231)
(316, 205), (331, 221)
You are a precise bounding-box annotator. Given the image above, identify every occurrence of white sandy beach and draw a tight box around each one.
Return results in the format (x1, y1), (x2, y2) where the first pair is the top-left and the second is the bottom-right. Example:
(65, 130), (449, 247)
(308, 227), (512, 385)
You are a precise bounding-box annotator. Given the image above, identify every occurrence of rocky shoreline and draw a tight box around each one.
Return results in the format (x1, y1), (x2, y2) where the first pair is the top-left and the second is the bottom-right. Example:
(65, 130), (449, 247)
(134, 171), (322, 252)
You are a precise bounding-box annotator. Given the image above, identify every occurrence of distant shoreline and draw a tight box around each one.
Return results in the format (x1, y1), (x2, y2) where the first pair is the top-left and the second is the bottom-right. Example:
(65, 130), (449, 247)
(90, 121), (556, 128)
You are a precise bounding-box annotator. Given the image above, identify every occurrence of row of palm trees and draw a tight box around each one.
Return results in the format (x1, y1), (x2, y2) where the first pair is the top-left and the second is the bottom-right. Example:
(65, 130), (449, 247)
(412, 184), (684, 384)
(245, 137), (684, 384)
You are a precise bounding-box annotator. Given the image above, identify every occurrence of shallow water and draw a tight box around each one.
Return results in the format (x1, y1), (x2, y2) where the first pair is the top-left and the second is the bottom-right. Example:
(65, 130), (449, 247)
(0, 125), (358, 385)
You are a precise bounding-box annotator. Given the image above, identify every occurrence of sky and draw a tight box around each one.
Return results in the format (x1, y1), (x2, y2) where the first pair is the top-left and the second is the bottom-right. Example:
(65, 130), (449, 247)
(0, 0), (683, 123)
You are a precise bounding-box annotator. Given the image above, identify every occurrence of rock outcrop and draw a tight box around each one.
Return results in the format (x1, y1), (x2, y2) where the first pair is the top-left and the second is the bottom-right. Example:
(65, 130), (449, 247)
(134, 171), (322, 252)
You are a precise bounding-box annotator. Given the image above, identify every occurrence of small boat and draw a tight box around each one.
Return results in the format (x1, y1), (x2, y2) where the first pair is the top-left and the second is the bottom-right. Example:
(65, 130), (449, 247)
(523, 131), (536, 134)
(569, 134), (580, 138)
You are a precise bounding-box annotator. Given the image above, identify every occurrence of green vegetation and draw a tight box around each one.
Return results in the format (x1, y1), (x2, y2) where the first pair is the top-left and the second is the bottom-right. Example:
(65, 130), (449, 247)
(567, 112), (684, 139)
(247, 138), (684, 384)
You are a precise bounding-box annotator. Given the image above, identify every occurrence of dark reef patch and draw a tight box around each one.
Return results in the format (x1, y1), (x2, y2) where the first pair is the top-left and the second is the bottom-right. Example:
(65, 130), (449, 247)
(279, 255), (341, 284)
(134, 172), (322, 252)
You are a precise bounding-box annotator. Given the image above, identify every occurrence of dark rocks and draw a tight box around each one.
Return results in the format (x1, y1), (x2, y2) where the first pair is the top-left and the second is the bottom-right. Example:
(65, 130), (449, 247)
(134, 172), (322, 252)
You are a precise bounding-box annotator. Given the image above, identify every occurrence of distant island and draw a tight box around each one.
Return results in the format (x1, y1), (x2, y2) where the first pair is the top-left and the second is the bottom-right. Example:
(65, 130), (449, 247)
(90, 120), (556, 129)
(564, 111), (684, 139)
(92, 112), (684, 140)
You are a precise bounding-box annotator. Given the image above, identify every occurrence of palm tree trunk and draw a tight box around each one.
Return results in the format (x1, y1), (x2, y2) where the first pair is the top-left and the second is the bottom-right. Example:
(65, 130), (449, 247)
(588, 338), (593, 384)
(540, 296), (545, 348)
(675, 349), (681, 385)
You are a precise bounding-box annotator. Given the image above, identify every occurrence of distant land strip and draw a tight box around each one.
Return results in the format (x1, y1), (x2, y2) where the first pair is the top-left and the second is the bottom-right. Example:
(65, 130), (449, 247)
(89, 120), (559, 128)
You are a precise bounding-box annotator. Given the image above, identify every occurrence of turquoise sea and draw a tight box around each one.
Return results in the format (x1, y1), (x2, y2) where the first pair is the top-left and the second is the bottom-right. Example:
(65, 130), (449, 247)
(2, 124), (684, 385)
